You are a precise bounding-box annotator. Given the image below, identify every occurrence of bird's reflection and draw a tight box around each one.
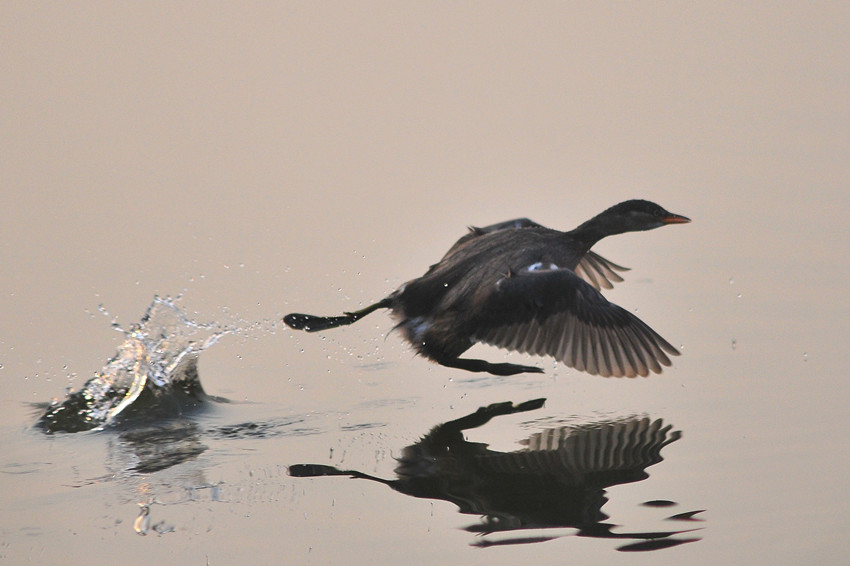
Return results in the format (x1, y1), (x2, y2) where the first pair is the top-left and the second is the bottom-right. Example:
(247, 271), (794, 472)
(290, 399), (703, 551)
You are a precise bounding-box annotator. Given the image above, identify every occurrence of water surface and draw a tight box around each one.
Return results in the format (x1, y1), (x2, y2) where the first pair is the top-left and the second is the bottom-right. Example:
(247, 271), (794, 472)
(2, 3), (848, 565)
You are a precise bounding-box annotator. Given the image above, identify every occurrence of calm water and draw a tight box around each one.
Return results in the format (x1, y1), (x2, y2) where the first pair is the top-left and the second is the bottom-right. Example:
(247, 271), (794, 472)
(2, 4), (848, 565)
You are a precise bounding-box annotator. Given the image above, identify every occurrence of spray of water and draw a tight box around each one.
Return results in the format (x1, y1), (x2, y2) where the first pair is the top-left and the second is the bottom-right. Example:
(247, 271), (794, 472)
(38, 296), (234, 433)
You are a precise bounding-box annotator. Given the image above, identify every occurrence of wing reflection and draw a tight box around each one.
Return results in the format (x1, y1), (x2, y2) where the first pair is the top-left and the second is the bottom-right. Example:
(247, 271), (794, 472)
(289, 399), (703, 551)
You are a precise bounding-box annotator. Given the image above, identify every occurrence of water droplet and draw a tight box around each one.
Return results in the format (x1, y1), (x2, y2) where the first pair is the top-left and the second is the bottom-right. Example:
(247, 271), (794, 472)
(802, 352), (808, 362)
(736, 293), (742, 299)
(731, 338), (737, 350)
(134, 503), (151, 535)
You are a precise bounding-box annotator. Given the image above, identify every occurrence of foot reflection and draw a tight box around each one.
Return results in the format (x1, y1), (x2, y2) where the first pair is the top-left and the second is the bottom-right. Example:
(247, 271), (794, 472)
(289, 399), (703, 551)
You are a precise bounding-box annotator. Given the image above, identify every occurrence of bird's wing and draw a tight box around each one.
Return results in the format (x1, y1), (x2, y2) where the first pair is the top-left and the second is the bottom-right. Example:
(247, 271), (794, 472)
(468, 218), (544, 234)
(472, 267), (679, 377)
(446, 218), (544, 253)
(476, 417), (680, 480)
(574, 251), (629, 290)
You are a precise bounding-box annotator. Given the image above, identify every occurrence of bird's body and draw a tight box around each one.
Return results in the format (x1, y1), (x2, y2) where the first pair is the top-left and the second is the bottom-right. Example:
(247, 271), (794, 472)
(285, 200), (690, 377)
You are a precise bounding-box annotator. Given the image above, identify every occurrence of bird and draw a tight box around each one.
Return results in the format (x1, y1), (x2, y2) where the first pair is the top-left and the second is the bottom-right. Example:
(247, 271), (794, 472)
(284, 199), (690, 377)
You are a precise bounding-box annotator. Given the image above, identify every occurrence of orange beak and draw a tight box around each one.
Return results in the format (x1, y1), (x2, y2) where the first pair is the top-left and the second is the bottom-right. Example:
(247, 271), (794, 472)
(663, 213), (691, 224)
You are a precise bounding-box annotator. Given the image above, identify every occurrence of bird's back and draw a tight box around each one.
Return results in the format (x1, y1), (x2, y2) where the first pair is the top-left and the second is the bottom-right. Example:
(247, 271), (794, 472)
(395, 227), (585, 318)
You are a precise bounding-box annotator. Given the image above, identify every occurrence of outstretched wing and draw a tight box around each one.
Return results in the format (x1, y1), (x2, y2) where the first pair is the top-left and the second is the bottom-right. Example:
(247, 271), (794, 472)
(472, 267), (679, 377)
(574, 251), (629, 290)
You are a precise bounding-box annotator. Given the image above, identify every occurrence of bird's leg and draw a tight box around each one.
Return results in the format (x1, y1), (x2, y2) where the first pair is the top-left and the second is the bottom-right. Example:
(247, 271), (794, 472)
(343, 298), (393, 321)
(288, 464), (393, 486)
(284, 298), (391, 332)
(438, 356), (544, 376)
(415, 398), (546, 445)
(436, 398), (546, 434)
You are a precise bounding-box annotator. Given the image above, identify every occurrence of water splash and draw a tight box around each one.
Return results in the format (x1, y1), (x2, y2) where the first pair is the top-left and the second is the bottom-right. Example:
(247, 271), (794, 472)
(37, 296), (232, 433)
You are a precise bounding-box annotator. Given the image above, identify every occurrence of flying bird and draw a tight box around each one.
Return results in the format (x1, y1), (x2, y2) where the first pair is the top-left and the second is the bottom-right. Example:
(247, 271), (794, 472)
(284, 199), (689, 377)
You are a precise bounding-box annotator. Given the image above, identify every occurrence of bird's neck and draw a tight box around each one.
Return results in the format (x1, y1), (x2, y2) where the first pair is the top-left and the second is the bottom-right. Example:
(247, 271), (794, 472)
(566, 214), (629, 249)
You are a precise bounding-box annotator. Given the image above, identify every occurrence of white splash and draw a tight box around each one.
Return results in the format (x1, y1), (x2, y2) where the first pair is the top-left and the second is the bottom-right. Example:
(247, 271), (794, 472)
(39, 296), (233, 432)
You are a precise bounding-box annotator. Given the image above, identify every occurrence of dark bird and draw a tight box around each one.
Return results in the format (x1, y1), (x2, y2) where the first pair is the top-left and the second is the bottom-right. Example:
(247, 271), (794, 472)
(289, 400), (701, 550)
(284, 199), (690, 377)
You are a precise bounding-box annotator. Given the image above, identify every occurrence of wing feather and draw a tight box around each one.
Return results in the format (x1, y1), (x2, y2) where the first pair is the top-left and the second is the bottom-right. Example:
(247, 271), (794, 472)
(574, 251), (629, 290)
(473, 269), (679, 377)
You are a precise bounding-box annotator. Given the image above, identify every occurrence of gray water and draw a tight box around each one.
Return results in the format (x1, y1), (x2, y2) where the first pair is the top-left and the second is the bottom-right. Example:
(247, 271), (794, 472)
(2, 3), (848, 565)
